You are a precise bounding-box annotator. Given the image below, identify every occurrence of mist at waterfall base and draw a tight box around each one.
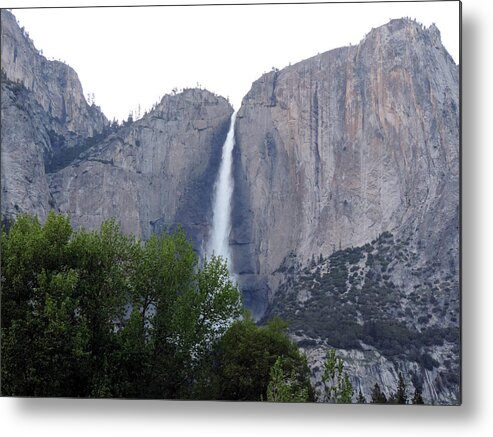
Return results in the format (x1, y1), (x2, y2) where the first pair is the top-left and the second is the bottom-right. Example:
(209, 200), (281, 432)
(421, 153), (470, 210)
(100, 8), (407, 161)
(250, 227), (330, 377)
(206, 112), (237, 276)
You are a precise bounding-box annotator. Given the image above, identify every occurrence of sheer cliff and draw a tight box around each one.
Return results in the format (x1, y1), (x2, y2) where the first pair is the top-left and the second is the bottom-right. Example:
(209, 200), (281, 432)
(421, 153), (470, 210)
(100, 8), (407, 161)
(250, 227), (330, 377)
(49, 90), (233, 243)
(232, 18), (459, 317)
(232, 18), (459, 403)
(1, 9), (108, 221)
(1, 10), (233, 245)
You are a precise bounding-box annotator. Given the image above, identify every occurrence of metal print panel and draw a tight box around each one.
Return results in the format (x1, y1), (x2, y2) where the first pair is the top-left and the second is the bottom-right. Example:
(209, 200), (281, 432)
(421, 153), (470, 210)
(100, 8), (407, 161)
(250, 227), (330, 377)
(0, 1), (460, 405)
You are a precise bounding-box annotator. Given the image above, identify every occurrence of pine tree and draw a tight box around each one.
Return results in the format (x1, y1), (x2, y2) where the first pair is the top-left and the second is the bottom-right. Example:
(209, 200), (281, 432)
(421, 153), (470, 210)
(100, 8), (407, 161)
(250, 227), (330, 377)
(396, 372), (407, 404)
(371, 383), (387, 403)
(412, 386), (425, 405)
(310, 254), (316, 267)
(357, 389), (366, 403)
(388, 392), (397, 404)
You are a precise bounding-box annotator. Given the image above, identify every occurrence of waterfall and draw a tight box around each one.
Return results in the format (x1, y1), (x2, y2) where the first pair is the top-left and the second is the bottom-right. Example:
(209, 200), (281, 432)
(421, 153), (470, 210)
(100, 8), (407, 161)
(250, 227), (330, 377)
(207, 112), (237, 271)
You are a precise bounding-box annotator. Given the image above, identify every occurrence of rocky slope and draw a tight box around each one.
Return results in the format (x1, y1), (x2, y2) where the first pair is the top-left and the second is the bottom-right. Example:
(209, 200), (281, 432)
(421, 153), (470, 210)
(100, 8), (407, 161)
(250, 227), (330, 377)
(1, 10), (107, 137)
(263, 231), (460, 404)
(232, 18), (459, 403)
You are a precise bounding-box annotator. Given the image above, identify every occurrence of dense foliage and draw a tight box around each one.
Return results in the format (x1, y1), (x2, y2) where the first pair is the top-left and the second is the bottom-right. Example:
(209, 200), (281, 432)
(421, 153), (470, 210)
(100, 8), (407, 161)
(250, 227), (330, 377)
(1, 213), (242, 398)
(208, 316), (314, 401)
(1, 213), (432, 403)
(320, 349), (354, 403)
(267, 356), (310, 402)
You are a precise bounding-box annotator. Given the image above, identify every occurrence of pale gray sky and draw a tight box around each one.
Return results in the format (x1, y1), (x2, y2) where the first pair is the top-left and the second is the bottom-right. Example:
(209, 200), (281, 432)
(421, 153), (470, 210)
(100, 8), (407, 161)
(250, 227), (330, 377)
(7, 1), (460, 121)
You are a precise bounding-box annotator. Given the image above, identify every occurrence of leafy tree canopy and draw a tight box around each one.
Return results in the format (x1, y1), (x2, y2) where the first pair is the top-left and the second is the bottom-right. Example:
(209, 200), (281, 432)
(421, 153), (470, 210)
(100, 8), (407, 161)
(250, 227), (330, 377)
(208, 315), (314, 401)
(267, 356), (310, 402)
(321, 348), (354, 403)
(1, 212), (242, 398)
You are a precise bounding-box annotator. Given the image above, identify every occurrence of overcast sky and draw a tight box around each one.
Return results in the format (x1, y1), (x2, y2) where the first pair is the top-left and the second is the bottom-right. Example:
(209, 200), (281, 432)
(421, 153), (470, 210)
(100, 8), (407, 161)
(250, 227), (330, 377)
(8, 1), (460, 122)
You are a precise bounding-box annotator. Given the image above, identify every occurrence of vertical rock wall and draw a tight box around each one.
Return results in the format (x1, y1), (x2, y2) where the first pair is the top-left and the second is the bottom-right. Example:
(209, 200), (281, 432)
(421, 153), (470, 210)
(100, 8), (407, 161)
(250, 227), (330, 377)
(232, 18), (459, 316)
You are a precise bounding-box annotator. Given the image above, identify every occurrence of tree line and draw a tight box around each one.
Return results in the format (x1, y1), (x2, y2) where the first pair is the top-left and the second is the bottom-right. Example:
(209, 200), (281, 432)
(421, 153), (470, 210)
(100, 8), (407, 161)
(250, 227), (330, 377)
(1, 213), (425, 403)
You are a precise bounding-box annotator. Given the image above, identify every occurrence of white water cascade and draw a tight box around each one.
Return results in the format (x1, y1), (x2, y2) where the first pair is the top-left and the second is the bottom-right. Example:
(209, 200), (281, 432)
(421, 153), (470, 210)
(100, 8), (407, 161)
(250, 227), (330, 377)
(206, 112), (237, 271)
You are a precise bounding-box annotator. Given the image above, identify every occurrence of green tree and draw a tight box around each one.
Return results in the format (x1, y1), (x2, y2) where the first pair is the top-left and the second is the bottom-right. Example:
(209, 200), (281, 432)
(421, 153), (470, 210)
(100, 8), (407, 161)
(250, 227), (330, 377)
(267, 356), (309, 402)
(395, 372), (407, 404)
(69, 219), (137, 396)
(411, 386), (425, 404)
(357, 389), (366, 403)
(1, 213), (242, 399)
(370, 383), (387, 403)
(109, 230), (242, 399)
(321, 349), (354, 403)
(209, 316), (313, 401)
(1, 213), (95, 396)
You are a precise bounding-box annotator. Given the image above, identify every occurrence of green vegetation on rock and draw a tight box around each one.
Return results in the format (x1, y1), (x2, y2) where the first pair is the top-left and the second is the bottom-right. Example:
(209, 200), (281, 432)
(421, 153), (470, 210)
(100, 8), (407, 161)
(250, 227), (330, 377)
(263, 231), (459, 367)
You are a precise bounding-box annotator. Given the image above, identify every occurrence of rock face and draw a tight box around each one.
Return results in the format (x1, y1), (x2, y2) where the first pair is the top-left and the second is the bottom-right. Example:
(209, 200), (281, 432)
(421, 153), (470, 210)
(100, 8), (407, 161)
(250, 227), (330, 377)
(232, 18), (459, 403)
(1, 10), (233, 247)
(49, 89), (233, 243)
(1, 9), (107, 222)
(232, 18), (458, 314)
(1, 10), (106, 137)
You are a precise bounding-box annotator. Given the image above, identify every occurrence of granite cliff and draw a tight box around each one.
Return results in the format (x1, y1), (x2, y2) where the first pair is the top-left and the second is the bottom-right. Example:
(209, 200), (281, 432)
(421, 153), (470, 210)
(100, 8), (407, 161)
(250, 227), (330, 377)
(1, 9), (108, 222)
(232, 18), (459, 403)
(49, 89), (233, 244)
(232, 18), (458, 314)
(1, 9), (233, 246)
